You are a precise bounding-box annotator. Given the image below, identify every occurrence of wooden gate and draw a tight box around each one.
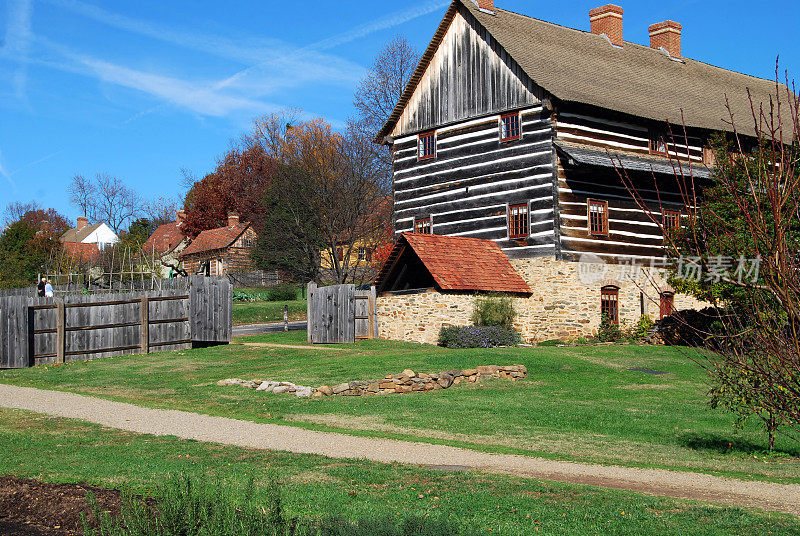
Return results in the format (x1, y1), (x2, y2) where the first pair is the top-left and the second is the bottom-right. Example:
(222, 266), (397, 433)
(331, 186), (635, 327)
(306, 283), (378, 344)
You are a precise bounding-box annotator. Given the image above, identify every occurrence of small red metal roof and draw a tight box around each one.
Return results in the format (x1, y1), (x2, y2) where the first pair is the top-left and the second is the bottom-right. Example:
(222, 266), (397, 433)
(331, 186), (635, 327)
(376, 233), (531, 294)
(180, 222), (251, 258)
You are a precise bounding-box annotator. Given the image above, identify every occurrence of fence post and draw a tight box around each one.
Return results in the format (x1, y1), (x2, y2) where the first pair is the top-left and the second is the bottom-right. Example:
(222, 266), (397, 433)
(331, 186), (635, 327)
(283, 304), (288, 332)
(306, 282), (316, 343)
(56, 300), (65, 364)
(140, 295), (150, 354)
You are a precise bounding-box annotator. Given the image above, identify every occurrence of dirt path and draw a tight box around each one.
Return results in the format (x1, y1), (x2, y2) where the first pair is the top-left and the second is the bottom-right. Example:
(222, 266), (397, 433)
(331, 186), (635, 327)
(0, 384), (797, 516)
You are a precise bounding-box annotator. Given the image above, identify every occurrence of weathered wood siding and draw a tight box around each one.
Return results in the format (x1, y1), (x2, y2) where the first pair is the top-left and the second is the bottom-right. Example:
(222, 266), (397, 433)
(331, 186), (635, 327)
(390, 7), (540, 138)
(393, 106), (557, 258)
(554, 108), (696, 263)
(555, 108), (705, 162)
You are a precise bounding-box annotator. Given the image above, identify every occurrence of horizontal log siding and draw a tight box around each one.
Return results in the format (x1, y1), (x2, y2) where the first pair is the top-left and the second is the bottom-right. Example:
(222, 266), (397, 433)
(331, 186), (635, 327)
(390, 7), (540, 138)
(556, 155), (688, 263)
(555, 111), (705, 162)
(393, 107), (556, 257)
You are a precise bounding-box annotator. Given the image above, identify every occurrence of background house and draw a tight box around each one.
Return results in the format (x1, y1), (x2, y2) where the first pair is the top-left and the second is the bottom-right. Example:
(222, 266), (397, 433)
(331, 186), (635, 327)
(59, 217), (119, 261)
(179, 212), (257, 276)
(142, 210), (190, 277)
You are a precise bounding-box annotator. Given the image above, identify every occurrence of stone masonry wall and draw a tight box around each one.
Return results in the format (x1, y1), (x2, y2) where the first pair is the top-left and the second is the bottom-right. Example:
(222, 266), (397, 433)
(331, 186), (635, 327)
(377, 257), (706, 345)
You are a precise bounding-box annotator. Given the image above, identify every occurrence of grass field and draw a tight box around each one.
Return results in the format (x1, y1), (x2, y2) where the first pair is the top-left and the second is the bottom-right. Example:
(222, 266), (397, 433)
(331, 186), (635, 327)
(232, 300), (307, 325)
(1, 407), (797, 535)
(1, 332), (797, 483)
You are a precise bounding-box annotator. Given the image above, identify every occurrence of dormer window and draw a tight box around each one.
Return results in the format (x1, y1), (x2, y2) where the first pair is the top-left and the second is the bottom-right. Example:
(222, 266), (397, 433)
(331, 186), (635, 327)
(500, 112), (521, 142)
(418, 132), (436, 160)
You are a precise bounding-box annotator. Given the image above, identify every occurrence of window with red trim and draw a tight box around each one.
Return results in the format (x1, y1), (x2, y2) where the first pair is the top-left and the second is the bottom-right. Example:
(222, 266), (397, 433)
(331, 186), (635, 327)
(650, 131), (668, 155)
(587, 200), (608, 235)
(508, 203), (529, 239)
(663, 210), (681, 230)
(500, 112), (521, 141)
(414, 217), (431, 234)
(601, 286), (619, 324)
(418, 132), (436, 160)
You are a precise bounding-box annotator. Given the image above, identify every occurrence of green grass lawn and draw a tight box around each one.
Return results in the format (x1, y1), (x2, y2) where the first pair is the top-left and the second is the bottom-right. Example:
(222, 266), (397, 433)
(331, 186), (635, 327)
(1, 407), (797, 535)
(232, 300), (307, 325)
(1, 332), (798, 483)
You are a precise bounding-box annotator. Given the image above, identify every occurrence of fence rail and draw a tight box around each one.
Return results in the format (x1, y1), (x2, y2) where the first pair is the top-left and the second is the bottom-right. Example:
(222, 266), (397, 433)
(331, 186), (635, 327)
(0, 276), (231, 369)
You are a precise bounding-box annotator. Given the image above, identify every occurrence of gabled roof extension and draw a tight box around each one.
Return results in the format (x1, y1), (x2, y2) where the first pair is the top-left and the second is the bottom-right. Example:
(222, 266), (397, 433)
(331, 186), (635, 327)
(379, 0), (788, 140)
(179, 222), (251, 258)
(375, 233), (531, 294)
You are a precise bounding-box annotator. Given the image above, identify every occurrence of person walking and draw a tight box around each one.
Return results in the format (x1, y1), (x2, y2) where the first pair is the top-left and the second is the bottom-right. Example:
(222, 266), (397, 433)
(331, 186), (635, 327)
(37, 277), (46, 297)
(44, 279), (54, 298)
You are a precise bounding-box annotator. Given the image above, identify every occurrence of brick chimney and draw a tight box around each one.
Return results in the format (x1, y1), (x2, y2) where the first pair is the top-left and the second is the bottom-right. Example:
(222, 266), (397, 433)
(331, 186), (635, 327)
(176, 210), (186, 224)
(77, 216), (88, 230)
(227, 211), (240, 227)
(649, 20), (682, 58)
(590, 4), (623, 47)
(475, 0), (493, 11)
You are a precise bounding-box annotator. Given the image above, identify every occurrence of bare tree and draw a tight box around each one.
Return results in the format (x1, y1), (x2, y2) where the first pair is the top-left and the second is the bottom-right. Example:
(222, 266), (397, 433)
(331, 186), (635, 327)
(68, 173), (143, 233)
(614, 67), (800, 446)
(68, 174), (96, 219)
(3, 200), (41, 227)
(352, 35), (419, 180)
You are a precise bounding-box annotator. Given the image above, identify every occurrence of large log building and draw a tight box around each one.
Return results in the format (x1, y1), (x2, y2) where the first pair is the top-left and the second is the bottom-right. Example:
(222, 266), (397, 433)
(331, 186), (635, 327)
(374, 0), (780, 343)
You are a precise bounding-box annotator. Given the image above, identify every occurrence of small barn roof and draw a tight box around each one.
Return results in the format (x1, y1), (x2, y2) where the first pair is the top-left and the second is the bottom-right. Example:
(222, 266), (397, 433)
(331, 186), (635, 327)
(143, 221), (186, 254)
(180, 222), (251, 258)
(375, 233), (531, 295)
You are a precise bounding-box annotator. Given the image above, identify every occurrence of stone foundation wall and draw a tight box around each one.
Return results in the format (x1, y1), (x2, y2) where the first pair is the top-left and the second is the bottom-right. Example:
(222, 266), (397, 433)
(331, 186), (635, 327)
(377, 257), (706, 345)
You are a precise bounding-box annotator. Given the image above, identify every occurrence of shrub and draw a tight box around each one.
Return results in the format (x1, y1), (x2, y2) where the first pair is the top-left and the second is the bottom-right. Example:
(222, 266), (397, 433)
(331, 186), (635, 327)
(596, 314), (622, 342)
(233, 290), (271, 302)
(438, 325), (521, 349)
(629, 315), (654, 341)
(267, 284), (298, 302)
(84, 476), (474, 536)
(471, 294), (515, 329)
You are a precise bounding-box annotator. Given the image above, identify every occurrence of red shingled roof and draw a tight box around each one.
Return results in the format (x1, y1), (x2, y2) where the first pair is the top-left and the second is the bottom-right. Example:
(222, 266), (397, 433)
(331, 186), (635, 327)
(376, 233), (531, 294)
(143, 222), (185, 254)
(180, 222), (251, 258)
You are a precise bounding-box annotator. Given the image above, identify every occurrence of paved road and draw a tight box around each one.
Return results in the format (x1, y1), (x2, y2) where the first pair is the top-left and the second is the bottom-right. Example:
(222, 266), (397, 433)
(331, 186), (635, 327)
(0, 384), (798, 515)
(232, 321), (306, 337)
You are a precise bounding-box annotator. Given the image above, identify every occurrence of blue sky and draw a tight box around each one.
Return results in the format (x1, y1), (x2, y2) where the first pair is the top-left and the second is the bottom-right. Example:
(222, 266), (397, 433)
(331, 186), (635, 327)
(1, 0), (797, 224)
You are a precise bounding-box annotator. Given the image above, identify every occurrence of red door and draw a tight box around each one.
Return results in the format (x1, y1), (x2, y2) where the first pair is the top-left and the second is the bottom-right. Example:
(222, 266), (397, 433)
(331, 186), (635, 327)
(660, 293), (675, 319)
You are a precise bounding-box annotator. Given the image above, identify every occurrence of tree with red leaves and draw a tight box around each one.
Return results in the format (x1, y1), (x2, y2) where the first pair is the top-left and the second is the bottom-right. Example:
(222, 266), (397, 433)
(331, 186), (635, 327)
(181, 143), (277, 237)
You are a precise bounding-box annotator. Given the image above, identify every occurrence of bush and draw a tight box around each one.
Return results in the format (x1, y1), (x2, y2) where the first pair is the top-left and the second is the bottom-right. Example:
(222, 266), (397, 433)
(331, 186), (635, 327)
(471, 294), (515, 329)
(438, 325), (521, 349)
(84, 476), (474, 536)
(596, 314), (622, 342)
(267, 284), (298, 301)
(629, 315), (654, 341)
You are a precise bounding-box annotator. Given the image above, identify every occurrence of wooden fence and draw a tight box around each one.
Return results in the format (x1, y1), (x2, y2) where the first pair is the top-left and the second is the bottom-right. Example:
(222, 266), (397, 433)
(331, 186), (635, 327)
(306, 283), (378, 344)
(0, 276), (231, 369)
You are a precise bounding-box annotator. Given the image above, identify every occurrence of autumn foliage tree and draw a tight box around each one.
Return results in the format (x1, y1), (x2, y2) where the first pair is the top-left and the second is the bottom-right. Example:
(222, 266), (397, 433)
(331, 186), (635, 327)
(181, 143), (276, 237)
(250, 113), (390, 284)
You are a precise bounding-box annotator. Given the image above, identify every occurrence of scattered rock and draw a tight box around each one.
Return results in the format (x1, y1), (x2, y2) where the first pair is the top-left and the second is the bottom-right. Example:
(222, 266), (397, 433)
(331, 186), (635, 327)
(216, 365), (526, 399)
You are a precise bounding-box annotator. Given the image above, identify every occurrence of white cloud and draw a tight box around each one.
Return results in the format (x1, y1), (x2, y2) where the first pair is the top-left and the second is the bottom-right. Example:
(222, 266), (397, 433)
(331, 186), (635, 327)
(0, 149), (16, 189)
(1, 0), (33, 99)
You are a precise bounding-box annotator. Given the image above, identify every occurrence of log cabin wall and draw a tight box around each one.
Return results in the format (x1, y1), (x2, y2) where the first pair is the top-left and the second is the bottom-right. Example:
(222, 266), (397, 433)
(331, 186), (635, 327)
(554, 106), (706, 264)
(393, 106), (557, 259)
(389, 5), (557, 259)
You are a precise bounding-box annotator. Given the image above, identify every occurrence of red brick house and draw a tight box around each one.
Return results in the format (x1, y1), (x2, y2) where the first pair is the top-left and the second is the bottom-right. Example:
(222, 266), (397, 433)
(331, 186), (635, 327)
(179, 212), (257, 276)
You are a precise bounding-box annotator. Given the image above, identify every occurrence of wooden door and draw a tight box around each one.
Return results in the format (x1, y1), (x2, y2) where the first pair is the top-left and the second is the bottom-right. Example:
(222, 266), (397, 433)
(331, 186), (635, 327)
(660, 293), (675, 319)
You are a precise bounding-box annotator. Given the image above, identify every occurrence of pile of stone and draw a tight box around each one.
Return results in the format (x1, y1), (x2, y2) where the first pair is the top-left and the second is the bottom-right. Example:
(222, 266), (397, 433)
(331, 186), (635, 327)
(217, 364), (526, 399)
(215, 378), (314, 398)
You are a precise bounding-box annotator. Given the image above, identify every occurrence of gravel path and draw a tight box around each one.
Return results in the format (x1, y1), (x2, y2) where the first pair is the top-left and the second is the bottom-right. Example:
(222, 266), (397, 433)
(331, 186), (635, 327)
(232, 321), (306, 337)
(1, 384), (797, 515)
